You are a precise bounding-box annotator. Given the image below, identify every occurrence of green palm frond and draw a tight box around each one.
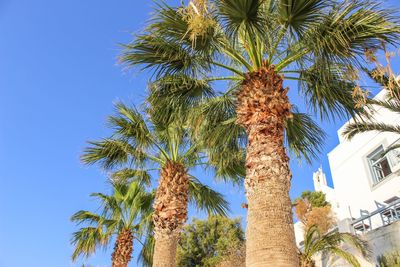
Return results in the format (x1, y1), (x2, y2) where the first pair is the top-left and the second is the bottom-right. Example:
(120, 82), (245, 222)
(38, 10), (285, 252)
(305, 0), (400, 65)
(137, 234), (155, 267)
(71, 182), (153, 261)
(343, 122), (400, 140)
(368, 98), (400, 114)
(302, 225), (371, 267)
(285, 111), (326, 163)
(278, 0), (327, 36)
(109, 102), (153, 148)
(188, 176), (230, 216)
(81, 139), (146, 169)
(147, 75), (215, 124)
(70, 211), (109, 226)
(299, 64), (364, 120)
(120, 34), (209, 78)
(71, 227), (110, 261)
(111, 168), (152, 186)
(216, 0), (266, 39)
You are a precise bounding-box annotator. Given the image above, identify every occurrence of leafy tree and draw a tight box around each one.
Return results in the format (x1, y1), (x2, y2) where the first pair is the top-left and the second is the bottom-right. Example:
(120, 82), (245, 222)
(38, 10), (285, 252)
(299, 225), (371, 267)
(120, 0), (399, 264)
(81, 102), (236, 267)
(70, 181), (153, 267)
(294, 191), (335, 233)
(177, 216), (245, 267)
(296, 190), (330, 208)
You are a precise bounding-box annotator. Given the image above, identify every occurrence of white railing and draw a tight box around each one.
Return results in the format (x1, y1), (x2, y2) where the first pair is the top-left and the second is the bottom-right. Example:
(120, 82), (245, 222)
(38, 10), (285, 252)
(351, 198), (400, 234)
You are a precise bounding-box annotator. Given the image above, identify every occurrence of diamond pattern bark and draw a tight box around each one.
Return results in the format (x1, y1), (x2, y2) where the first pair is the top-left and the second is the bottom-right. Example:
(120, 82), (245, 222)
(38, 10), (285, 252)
(152, 161), (189, 267)
(236, 66), (299, 266)
(111, 229), (133, 267)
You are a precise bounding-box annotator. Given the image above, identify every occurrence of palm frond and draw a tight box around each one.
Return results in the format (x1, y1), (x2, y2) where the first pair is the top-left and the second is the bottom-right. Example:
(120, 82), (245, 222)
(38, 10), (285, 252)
(70, 211), (106, 225)
(111, 168), (152, 186)
(216, 0), (265, 39)
(278, 0), (327, 36)
(137, 235), (155, 267)
(71, 227), (109, 261)
(343, 122), (400, 140)
(306, 0), (400, 65)
(299, 64), (364, 120)
(81, 139), (146, 169)
(285, 111), (326, 163)
(188, 176), (230, 216)
(120, 34), (209, 78)
(109, 102), (153, 148)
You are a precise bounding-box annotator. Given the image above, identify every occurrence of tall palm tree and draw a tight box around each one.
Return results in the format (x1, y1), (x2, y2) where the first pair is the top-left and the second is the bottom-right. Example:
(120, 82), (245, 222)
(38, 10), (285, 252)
(119, 0), (399, 265)
(299, 225), (371, 267)
(71, 181), (154, 267)
(82, 102), (236, 267)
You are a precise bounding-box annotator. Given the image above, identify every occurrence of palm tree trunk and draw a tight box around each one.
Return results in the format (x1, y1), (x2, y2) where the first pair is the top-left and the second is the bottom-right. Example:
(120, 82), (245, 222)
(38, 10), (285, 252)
(236, 66), (299, 266)
(111, 228), (133, 267)
(152, 161), (189, 267)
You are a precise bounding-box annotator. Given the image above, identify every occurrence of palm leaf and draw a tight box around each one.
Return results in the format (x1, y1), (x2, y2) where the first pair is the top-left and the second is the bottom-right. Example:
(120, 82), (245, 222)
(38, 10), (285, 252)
(188, 176), (230, 216)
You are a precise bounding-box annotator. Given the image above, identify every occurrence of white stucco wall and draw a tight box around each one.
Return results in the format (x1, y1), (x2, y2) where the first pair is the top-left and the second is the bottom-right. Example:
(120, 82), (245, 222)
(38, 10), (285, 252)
(328, 90), (400, 222)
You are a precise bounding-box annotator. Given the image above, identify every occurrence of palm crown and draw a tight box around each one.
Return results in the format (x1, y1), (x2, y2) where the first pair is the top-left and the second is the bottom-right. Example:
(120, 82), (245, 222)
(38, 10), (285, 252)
(120, 0), (399, 162)
(70, 181), (153, 265)
(81, 102), (232, 215)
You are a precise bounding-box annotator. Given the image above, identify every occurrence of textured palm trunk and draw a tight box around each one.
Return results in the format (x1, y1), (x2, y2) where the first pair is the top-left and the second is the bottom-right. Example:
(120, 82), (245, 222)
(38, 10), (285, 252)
(236, 66), (299, 266)
(152, 161), (189, 267)
(111, 228), (133, 267)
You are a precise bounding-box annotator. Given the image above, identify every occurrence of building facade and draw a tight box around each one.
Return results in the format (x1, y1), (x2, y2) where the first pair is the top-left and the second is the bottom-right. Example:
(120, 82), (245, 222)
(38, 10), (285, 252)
(295, 90), (400, 266)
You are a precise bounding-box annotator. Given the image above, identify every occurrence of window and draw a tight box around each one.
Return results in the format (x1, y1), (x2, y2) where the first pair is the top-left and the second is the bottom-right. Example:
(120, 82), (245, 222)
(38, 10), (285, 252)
(367, 146), (392, 184)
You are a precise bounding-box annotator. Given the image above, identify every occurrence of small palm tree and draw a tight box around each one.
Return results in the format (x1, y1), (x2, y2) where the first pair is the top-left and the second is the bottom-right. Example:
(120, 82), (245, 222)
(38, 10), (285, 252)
(71, 181), (153, 267)
(82, 102), (236, 267)
(300, 225), (371, 267)
(120, 0), (399, 264)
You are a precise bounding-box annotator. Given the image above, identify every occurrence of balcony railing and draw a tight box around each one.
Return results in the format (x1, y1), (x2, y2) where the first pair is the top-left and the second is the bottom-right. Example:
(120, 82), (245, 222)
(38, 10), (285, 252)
(351, 198), (400, 234)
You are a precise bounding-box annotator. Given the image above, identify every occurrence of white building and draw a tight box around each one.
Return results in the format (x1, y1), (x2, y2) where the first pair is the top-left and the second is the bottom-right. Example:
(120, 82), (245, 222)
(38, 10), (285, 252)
(295, 90), (400, 266)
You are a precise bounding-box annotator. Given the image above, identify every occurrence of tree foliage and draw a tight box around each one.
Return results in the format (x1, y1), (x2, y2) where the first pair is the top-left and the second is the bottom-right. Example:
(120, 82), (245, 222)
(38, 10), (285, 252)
(120, 0), (400, 164)
(177, 216), (245, 267)
(70, 181), (154, 263)
(294, 191), (335, 234)
(300, 225), (371, 267)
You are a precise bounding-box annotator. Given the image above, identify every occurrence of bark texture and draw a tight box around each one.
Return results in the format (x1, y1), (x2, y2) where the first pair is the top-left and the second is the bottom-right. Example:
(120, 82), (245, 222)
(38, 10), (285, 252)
(152, 161), (189, 267)
(111, 229), (133, 267)
(236, 66), (299, 266)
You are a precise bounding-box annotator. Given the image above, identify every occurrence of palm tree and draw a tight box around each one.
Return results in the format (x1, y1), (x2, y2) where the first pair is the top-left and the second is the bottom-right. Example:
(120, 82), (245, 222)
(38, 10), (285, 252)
(299, 225), (371, 267)
(81, 102), (236, 267)
(119, 0), (399, 265)
(71, 181), (153, 267)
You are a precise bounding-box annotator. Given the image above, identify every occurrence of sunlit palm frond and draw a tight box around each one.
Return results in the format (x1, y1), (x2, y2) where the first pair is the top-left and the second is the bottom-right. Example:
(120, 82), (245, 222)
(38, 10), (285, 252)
(120, 34), (209, 78)
(306, 0), (400, 65)
(343, 122), (400, 140)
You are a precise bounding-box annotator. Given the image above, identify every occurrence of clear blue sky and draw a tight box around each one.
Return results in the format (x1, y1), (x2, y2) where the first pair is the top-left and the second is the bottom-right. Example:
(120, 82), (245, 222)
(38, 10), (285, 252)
(0, 1), (398, 267)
